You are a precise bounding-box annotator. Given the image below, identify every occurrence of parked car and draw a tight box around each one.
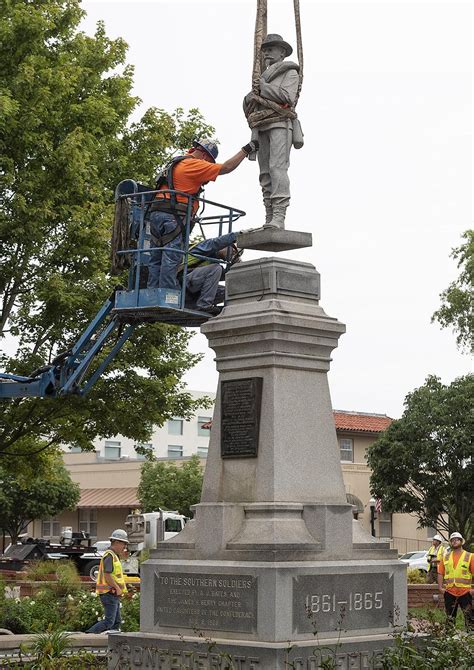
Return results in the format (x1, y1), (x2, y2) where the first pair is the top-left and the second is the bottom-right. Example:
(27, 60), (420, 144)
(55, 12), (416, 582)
(399, 550), (429, 573)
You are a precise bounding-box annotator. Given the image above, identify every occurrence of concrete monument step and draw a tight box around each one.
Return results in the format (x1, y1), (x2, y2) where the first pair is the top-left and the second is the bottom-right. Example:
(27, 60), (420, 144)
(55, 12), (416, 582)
(238, 228), (312, 251)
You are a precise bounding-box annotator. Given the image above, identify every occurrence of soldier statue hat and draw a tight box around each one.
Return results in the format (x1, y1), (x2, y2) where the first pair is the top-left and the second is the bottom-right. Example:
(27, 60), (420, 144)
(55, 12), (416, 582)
(260, 33), (293, 57)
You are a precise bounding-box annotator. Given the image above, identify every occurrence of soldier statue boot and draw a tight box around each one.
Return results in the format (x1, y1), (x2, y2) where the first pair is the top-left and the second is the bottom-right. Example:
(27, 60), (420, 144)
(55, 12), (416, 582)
(264, 205), (286, 230)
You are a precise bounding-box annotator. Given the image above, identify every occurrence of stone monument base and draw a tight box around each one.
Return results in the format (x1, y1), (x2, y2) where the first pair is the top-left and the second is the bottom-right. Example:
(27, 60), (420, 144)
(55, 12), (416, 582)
(237, 228), (312, 251)
(108, 554), (406, 668)
(109, 631), (396, 669)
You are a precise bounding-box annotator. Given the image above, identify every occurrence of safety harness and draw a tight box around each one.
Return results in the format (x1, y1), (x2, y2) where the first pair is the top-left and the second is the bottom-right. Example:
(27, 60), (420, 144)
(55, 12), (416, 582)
(148, 156), (204, 247)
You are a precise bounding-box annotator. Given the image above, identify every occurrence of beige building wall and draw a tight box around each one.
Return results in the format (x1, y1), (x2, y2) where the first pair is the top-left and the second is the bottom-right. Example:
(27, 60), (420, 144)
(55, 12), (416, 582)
(339, 432), (434, 553)
(19, 416), (436, 555)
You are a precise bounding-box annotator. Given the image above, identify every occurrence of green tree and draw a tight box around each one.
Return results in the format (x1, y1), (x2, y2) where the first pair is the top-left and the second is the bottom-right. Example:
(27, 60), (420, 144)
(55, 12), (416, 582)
(138, 455), (204, 517)
(0, 450), (80, 543)
(0, 0), (214, 468)
(432, 229), (474, 353)
(367, 375), (474, 546)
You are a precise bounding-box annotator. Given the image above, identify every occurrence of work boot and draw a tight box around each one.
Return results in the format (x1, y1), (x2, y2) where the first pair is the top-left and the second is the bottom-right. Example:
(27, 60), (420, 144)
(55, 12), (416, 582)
(264, 206), (286, 230)
(199, 305), (222, 316)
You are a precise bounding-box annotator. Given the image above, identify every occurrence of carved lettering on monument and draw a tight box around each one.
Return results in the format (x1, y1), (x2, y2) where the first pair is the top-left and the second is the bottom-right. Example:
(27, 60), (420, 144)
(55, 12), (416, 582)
(154, 572), (258, 633)
(288, 649), (385, 670)
(293, 573), (394, 633)
(221, 378), (263, 458)
(109, 639), (386, 669)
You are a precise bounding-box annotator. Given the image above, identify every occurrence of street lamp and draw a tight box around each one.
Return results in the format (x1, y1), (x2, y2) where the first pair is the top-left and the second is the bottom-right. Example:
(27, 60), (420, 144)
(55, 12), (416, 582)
(369, 497), (377, 537)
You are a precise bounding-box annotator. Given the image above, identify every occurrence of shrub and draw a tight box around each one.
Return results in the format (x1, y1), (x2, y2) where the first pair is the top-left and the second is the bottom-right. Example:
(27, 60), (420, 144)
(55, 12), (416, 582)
(28, 589), (64, 633)
(54, 561), (82, 597)
(380, 616), (474, 669)
(0, 597), (33, 634)
(63, 590), (103, 632)
(122, 589), (140, 632)
(24, 560), (59, 581)
(406, 568), (428, 584)
(23, 559), (82, 596)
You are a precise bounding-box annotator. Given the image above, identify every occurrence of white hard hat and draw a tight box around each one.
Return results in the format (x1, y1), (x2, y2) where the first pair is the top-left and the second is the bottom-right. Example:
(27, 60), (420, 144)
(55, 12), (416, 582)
(432, 534), (443, 542)
(449, 532), (464, 542)
(109, 528), (129, 543)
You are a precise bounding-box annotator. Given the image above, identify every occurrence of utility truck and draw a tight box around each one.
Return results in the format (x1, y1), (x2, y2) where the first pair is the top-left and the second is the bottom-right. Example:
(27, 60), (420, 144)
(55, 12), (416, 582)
(0, 510), (187, 580)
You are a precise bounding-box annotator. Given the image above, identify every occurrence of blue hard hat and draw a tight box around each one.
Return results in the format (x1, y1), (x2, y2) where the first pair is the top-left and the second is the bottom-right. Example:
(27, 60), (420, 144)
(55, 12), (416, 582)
(192, 138), (218, 162)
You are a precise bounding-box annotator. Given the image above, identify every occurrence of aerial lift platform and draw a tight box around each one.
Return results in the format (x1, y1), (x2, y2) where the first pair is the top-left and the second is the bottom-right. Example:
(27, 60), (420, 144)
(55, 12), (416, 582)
(0, 181), (245, 399)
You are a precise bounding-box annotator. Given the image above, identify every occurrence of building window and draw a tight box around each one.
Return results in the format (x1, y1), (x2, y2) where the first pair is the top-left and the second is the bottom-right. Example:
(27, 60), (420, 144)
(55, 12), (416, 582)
(378, 512), (392, 539)
(339, 438), (353, 462)
(104, 440), (121, 459)
(197, 416), (212, 437)
(69, 446), (82, 453)
(42, 518), (61, 538)
(168, 419), (183, 436)
(168, 445), (183, 458)
(197, 446), (208, 458)
(134, 443), (152, 460)
(79, 509), (97, 538)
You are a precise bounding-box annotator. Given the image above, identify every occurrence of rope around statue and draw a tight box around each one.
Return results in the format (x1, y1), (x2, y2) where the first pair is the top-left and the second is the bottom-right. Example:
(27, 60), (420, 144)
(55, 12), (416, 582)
(243, 0), (304, 230)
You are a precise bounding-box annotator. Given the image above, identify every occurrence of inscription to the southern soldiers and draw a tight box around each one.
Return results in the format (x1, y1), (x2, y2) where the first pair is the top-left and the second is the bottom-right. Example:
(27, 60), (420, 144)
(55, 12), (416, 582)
(293, 573), (394, 633)
(154, 572), (258, 633)
(221, 378), (263, 458)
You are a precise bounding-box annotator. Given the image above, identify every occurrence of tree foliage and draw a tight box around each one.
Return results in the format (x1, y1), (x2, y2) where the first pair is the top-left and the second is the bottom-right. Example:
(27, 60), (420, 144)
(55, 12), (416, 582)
(367, 375), (474, 546)
(0, 0), (215, 469)
(0, 450), (80, 543)
(432, 230), (473, 353)
(138, 455), (204, 518)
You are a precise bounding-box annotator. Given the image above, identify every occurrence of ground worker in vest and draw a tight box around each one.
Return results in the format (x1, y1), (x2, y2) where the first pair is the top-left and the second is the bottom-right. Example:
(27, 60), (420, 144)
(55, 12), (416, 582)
(181, 233), (242, 315)
(426, 534), (445, 584)
(437, 531), (474, 630)
(146, 138), (257, 291)
(86, 529), (129, 634)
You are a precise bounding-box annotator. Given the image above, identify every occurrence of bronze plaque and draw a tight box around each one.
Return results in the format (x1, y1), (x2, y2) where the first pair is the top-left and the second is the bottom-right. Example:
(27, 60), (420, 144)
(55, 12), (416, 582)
(221, 378), (263, 458)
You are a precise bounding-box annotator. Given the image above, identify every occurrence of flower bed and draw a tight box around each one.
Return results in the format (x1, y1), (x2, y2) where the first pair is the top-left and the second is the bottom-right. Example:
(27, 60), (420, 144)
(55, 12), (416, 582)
(1, 571), (140, 634)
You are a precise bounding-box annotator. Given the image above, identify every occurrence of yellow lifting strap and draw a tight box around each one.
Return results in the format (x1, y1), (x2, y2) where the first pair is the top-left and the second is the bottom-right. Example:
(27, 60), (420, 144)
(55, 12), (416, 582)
(246, 0), (304, 130)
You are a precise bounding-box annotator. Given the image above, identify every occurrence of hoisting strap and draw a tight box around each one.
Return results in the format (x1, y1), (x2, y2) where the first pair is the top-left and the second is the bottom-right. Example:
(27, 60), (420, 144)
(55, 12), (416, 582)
(245, 0), (303, 130)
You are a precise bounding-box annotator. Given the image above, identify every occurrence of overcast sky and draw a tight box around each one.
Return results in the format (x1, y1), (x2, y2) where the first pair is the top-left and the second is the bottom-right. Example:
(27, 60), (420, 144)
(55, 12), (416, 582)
(82, 0), (472, 418)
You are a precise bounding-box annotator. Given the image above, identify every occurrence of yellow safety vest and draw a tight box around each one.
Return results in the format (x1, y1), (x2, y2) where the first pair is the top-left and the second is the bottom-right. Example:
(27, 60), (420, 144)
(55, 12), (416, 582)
(178, 245), (212, 276)
(428, 544), (444, 564)
(95, 549), (127, 595)
(442, 550), (473, 589)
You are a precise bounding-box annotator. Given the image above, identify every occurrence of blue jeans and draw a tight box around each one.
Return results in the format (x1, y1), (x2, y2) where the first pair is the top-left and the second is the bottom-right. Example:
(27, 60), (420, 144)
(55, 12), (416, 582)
(86, 593), (121, 633)
(147, 211), (183, 289)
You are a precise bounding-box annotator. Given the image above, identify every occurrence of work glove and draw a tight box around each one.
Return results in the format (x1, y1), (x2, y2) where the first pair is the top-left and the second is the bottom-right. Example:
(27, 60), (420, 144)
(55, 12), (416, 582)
(242, 140), (259, 156)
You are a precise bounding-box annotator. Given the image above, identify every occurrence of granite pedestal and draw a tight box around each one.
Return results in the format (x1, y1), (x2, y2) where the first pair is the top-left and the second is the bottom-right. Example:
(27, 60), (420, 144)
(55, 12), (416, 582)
(109, 257), (406, 669)
(237, 228), (312, 252)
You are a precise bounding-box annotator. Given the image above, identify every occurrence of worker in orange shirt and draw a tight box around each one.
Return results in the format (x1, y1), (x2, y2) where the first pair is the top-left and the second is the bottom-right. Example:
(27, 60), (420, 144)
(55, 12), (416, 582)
(147, 138), (257, 292)
(437, 531), (474, 630)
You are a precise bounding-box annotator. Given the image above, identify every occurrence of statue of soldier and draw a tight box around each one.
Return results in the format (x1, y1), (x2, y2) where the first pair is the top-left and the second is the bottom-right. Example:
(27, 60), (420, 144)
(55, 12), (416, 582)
(243, 34), (302, 230)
